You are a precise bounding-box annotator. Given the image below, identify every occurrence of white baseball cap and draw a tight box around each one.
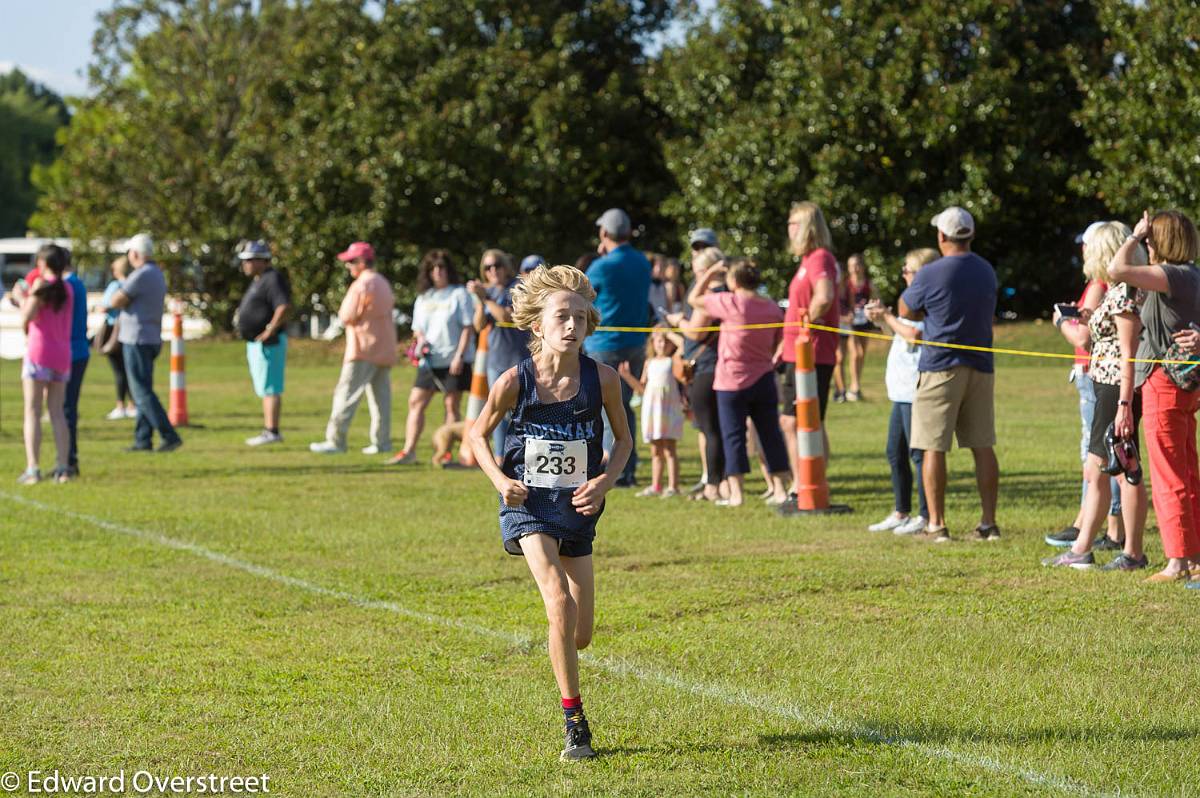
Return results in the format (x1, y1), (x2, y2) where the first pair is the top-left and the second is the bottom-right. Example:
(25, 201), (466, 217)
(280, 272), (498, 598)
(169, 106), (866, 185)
(930, 206), (975, 239)
(126, 233), (155, 257)
(1076, 221), (1106, 246)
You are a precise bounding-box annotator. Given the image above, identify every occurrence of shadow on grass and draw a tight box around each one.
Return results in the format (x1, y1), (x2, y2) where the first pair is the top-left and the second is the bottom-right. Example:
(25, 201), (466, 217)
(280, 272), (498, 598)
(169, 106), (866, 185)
(760, 721), (1200, 747)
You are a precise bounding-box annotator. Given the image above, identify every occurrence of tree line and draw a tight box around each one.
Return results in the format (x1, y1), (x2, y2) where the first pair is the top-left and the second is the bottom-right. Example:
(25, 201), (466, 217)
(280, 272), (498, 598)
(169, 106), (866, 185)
(20, 0), (1200, 327)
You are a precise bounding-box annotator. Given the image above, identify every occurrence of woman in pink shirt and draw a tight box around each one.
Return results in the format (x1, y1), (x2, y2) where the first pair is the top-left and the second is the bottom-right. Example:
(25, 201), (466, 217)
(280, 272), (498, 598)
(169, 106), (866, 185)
(19, 244), (75, 484)
(689, 258), (792, 506)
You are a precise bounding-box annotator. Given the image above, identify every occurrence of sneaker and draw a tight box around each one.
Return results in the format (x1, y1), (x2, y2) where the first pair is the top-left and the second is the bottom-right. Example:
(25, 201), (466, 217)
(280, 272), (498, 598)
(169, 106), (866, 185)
(845, 390), (861, 402)
(361, 444), (392, 455)
(833, 390), (846, 403)
(52, 467), (73, 484)
(972, 523), (1001, 542)
(687, 480), (706, 498)
(1101, 553), (1149, 571)
(124, 445), (153, 453)
(384, 449), (416, 465)
(246, 430), (283, 447)
(16, 468), (41, 485)
(868, 513), (906, 532)
(105, 407), (127, 421)
(1093, 535), (1125, 552)
(1044, 526), (1079, 547)
(124, 406), (139, 418)
(309, 441), (346, 454)
(636, 486), (662, 498)
(156, 438), (183, 453)
(894, 515), (928, 536)
(916, 526), (952, 543)
(561, 718), (597, 761)
(660, 488), (680, 498)
(1041, 550), (1094, 569)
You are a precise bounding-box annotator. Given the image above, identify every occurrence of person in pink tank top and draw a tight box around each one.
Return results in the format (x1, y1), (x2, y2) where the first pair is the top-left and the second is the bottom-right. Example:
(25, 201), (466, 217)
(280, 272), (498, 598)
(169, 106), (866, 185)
(19, 244), (75, 484)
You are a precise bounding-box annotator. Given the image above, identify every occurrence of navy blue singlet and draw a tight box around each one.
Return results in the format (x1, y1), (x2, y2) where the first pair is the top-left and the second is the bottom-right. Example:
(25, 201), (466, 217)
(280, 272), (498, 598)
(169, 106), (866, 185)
(499, 355), (605, 554)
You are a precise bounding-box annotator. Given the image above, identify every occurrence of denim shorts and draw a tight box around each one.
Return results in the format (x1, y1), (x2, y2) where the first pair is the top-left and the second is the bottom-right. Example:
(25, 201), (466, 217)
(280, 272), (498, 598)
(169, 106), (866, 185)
(22, 358), (68, 383)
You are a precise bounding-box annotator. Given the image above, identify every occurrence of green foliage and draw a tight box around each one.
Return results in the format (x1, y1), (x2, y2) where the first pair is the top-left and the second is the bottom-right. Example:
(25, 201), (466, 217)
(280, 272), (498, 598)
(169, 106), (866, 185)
(652, 0), (1110, 311)
(0, 70), (69, 236)
(32, 0), (678, 326)
(1072, 0), (1200, 223)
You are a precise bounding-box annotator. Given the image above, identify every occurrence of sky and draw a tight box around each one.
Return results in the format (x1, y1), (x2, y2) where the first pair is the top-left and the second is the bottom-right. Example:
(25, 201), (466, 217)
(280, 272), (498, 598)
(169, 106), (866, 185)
(0, 0), (113, 96)
(0, 0), (715, 98)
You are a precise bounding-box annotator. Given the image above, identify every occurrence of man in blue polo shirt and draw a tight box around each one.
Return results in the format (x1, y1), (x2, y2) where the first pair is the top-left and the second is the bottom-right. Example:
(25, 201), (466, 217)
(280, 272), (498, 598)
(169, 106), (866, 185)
(899, 206), (1000, 543)
(586, 208), (652, 487)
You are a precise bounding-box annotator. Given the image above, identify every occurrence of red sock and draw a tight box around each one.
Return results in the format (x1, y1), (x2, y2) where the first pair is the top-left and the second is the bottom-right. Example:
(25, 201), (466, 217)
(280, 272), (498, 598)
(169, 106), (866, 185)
(561, 696), (582, 710)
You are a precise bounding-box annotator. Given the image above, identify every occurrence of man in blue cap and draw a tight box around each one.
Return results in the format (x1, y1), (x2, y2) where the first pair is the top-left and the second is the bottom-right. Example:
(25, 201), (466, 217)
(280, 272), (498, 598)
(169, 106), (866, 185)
(586, 208), (652, 487)
(235, 239), (291, 446)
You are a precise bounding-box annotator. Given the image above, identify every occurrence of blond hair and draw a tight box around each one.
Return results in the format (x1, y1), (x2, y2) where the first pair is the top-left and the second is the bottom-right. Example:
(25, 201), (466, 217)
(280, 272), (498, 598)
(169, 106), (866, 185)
(788, 201), (834, 257)
(1085, 221), (1142, 283)
(905, 248), (938, 275)
(477, 248), (513, 282)
(692, 247), (725, 273)
(511, 265), (601, 355)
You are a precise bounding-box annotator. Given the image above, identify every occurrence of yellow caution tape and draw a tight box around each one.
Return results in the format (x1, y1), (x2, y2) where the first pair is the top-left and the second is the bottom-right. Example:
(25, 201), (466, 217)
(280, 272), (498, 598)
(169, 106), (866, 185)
(494, 319), (1198, 366)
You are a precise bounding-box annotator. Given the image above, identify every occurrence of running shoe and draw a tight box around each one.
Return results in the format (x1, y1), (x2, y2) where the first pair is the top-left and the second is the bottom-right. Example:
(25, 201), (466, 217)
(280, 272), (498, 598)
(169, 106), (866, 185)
(361, 444), (392, 455)
(561, 718), (597, 761)
(1100, 553), (1148, 571)
(1044, 526), (1079, 547)
(385, 449), (416, 465)
(52, 467), (73, 484)
(246, 430), (283, 447)
(845, 390), (861, 402)
(309, 441), (346, 454)
(972, 523), (1001, 542)
(156, 439), (183, 453)
(868, 513), (906, 532)
(1093, 535), (1125, 552)
(660, 488), (680, 498)
(636, 486), (662, 498)
(1041, 550), (1094, 569)
(105, 407), (127, 421)
(894, 515), (928, 535)
(916, 527), (952, 544)
(16, 468), (41, 485)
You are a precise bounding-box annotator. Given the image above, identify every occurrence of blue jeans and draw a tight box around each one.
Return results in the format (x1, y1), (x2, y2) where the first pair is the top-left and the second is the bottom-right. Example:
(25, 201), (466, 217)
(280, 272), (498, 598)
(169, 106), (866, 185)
(487, 359), (519, 456)
(1076, 370), (1121, 515)
(124, 343), (180, 449)
(887, 402), (927, 518)
(64, 357), (89, 467)
(589, 345), (645, 482)
(716, 371), (791, 476)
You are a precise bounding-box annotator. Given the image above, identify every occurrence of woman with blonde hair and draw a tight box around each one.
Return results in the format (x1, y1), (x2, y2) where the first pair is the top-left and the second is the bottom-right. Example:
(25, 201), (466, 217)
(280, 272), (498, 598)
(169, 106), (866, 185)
(467, 264), (631, 759)
(98, 255), (136, 420)
(1045, 222), (1149, 570)
(1045, 224), (1125, 550)
(1108, 211), (1200, 583)
(780, 201), (840, 488)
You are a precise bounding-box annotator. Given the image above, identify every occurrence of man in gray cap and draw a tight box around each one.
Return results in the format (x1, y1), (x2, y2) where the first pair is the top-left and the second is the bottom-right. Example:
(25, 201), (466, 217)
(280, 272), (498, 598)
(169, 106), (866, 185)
(234, 239), (292, 446)
(587, 207), (652, 486)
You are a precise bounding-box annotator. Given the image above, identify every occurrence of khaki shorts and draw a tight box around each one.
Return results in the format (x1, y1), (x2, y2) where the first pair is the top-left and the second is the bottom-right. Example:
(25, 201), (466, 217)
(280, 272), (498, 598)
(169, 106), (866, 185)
(910, 366), (996, 452)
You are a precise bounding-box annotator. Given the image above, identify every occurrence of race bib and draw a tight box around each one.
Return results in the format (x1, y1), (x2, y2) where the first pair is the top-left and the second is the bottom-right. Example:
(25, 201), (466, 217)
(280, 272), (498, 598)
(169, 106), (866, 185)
(523, 438), (587, 489)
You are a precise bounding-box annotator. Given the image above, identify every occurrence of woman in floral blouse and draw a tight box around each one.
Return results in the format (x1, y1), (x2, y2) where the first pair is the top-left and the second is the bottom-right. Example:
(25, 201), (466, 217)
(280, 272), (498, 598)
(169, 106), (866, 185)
(1045, 221), (1149, 570)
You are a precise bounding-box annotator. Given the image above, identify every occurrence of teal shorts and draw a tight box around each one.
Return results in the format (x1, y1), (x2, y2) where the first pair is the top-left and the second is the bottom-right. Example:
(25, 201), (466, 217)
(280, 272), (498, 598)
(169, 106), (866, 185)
(247, 335), (287, 397)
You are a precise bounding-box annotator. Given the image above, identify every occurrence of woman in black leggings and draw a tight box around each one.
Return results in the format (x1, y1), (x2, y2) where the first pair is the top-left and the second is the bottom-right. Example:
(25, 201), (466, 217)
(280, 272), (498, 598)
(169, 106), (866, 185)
(670, 248), (726, 501)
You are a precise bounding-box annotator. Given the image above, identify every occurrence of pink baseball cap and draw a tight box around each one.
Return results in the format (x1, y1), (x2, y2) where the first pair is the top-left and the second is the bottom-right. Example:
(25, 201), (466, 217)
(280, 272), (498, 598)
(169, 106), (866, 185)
(336, 241), (375, 262)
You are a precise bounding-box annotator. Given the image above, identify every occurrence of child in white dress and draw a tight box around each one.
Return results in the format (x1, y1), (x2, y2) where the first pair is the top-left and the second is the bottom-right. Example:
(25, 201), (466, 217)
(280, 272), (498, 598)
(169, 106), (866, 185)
(619, 326), (684, 496)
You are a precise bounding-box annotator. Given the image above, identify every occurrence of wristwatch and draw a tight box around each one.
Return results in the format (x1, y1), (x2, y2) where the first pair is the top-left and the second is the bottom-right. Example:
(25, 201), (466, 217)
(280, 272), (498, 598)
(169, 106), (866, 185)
(1118, 400), (1130, 407)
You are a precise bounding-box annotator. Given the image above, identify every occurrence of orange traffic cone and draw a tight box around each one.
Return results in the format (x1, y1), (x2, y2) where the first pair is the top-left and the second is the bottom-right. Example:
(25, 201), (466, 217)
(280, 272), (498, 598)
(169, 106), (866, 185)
(168, 306), (189, 427)
(779, 317), (850, 516)
(457, 325), (491, 467)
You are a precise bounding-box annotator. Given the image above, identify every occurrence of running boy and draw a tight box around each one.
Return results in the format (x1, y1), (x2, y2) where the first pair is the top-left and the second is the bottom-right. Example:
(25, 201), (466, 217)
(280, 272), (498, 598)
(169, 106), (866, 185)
(467, 264), (632, 761)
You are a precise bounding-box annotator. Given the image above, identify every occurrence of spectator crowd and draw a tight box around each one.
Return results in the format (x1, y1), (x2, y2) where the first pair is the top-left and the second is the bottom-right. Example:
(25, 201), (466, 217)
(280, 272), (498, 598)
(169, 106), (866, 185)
(9, 201), (1200, 590)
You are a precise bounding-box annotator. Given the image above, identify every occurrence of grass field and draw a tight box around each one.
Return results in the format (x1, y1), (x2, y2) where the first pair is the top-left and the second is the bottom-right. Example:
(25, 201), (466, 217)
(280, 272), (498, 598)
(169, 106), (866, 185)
(2, 322), (1198, 797)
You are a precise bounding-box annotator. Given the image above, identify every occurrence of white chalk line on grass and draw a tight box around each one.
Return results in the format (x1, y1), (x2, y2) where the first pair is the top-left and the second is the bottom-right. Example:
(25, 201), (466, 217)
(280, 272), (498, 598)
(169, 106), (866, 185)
(4, 492), (1119, 798)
